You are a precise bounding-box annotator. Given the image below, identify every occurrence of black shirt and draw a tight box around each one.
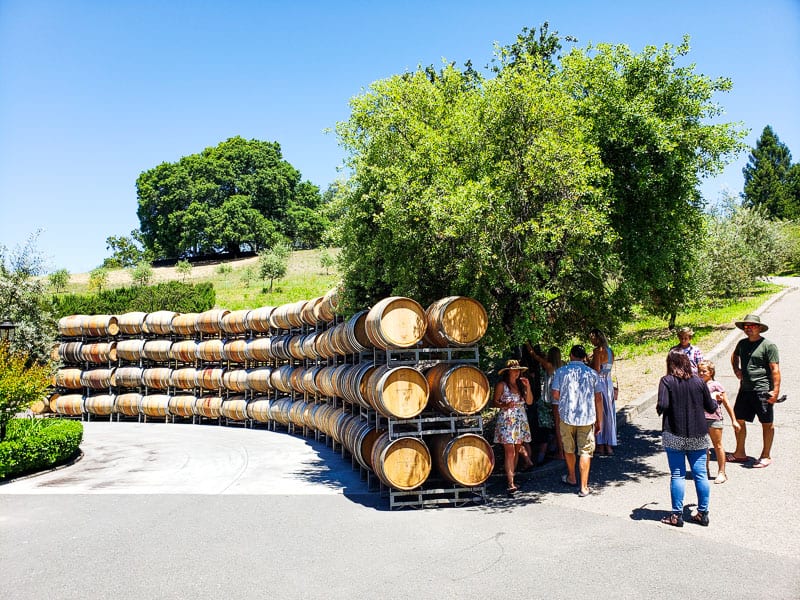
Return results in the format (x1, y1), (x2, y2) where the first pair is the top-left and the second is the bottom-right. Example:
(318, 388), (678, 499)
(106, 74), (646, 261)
(657, 375), (717, 437)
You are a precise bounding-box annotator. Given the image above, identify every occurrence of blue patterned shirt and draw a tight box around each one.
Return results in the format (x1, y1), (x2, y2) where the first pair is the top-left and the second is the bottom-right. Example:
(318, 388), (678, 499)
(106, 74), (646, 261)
(669, 343), (704, 375)
(551, 361), (603, 426)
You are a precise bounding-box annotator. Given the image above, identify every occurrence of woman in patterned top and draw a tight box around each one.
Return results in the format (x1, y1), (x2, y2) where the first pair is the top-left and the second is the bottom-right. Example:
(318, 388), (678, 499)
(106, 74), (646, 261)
(494, 359), (534, 495)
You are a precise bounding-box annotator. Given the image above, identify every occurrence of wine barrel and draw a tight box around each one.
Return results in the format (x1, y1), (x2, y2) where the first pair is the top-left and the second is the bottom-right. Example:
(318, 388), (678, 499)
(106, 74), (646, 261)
(143, 311), (177, 335)
(314, 287), (339, 322)
(300, 296), (321, 326)
(300, 331), (320, 360)
(79, 341), (117, 364)
(369, 432), (431, 490)
(269, 364), (294, 393)
(30, 396), (52, 415)
(287, 334), (307, 360)
(269, 301), (306, 330)
(170, 367), (198, 390)
(269, 397), (294, 425)
(365, 297), (426, 349)
(169, 394), (197, 418)
(221, 309), (251, 335)
(425, 363), (490, 416)
(141, 394), (170, 418)
(288, 399), (309, 427)
(57, 315), (85, 338)
(170, 313), (199, 336)
(116, 393), (143, 416)
(51, 394), (85, 416)
(80, 368), (115, 390)
(196, 338), (224, 362)
(269, 335), (293, 361)
(222, 368), (250, 392)
(424, 296), (488, 347)
(116, 339), (147, 362)
(82, 315), (119, 337)
(366, 365), (429, 419)
(429, 433), (495, 486)
(195, 395), (223, 418)
(195, 367), (224, 390)
(315, 365), (339, 398)
(342, 310), (372, 353)
(222, 339), (248, 363)
(341, 418), (378, 471)
(142, 339), (173, 362)
(57, 341), (84, 364)
(246, 398), (272, 423)
(245, 306), (275, 333)
(114, 366), (144, 388)
(289, 366), (307, 394)
(299, 365), (323, 395)
(340, 361), (377, 409)
(221, 395), (248, 421)
(85, 394), (116, 416)
(196, 308), (229, 335)
(117, 311), (148, 336)
(54, 368), (83, 389)
(170, 340), (199, 363)
(247, 367), (274, 392)
(244, 337), (273, 362)
(142, 367), (172, 390)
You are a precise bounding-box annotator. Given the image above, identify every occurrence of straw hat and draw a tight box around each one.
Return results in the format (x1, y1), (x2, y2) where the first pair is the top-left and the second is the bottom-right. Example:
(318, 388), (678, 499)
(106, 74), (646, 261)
(734, 314), (769, 332)
(498, 359), (527, 374)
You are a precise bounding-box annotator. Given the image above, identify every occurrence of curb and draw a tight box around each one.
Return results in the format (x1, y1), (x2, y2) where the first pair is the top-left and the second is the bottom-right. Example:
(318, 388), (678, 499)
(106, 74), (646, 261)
(618, 281), (795, 427)
(0, 449), (84, 485)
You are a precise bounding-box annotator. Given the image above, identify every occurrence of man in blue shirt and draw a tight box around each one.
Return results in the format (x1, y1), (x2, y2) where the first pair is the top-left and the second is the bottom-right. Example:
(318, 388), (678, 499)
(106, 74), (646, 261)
(551, 345), (604, 497)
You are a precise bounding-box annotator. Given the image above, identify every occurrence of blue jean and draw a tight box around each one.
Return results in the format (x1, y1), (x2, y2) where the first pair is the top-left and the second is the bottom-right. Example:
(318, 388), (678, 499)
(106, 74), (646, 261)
(665, 447), (709, 513)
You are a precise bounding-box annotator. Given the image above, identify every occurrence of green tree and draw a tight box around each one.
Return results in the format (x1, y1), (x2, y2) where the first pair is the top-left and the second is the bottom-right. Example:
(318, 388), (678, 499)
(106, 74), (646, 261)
(88, 267), (109, 293)
(103, 232), (147, 268)
(319, 248), (335, 275)
(0, 343), (51, 440)
(129, 261), (153, 287)
(48, 268), (70, 293)
(136, 136), (323, 259)
(175, 259), (193, 282)
(258, 244), (290, 292)
(742, 125), (797, 219)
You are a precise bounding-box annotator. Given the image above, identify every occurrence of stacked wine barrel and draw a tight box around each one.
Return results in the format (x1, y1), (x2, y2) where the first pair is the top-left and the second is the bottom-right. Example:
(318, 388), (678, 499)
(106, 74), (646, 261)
(49, 290), (494, 508)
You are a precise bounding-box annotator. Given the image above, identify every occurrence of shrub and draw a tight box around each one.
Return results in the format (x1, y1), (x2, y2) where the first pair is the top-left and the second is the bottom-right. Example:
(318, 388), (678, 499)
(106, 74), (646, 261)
(129, 260), (154, 286)
(0, 418), (83, 479)
(0, 344), (51, 441)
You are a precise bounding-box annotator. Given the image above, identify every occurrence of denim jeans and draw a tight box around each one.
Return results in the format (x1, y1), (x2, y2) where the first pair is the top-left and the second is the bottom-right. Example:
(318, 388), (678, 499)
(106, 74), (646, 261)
(665, 447), (709, 513)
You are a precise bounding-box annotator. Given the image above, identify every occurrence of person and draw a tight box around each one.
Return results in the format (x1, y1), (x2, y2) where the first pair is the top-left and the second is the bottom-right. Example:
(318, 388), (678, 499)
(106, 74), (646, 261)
(550, 345), (603, 497)
(526, 342), (565, 460)
(728, 314), (781, 469)
(697, 360), (740, 484)
(589, 329), (616, 455)
(669, 326), (704, 375)
(493, 359), (534, 494)
(657, 350), (718, 527)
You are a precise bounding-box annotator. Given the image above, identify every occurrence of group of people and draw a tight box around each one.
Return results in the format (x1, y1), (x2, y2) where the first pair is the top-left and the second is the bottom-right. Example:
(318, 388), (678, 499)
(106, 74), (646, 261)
(492, 328), (618, 497)
(658, 314), (781, 527)
(492, 312), (783, 527)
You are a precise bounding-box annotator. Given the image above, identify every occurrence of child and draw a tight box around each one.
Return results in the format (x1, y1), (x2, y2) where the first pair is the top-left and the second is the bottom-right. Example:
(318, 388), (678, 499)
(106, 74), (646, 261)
(697, 360), (740, 484)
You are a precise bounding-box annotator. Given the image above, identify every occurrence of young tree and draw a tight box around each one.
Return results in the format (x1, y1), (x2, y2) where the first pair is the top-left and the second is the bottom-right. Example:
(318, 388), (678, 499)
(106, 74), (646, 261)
(175, 259), (193, 282)
(319, 249), (335, 275)
(129, 261), (153, 286)
(48, 268), (70, 293)
(88, 267), (109, 293)
(104, 232), (146, 268)
(258, 244), (290, 292)
(0, 343), (51, 440)
(742, 126), (797, 219)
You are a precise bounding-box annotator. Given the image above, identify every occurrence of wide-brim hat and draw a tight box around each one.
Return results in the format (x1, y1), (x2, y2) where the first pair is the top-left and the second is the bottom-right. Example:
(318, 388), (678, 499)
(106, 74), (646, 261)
(735, 314), (768, 332)
(498, 359), (528, 374)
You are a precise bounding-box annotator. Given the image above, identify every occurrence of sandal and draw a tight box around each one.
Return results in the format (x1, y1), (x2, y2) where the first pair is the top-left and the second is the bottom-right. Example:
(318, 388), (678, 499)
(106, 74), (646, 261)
(660, 513), (684, 528)
(691, 511), (709, 526)
(714, 473), (727, 484)
(506, 485), (518, 495)
(725, 453), (749, 463)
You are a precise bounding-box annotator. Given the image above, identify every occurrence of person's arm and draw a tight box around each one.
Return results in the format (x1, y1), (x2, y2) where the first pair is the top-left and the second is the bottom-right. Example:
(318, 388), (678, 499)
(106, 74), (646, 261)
(717, 389), (741, 432)
(526, 342), (554, 374)
(493, 381), (505, 408)
(519, 376), (533, 405)
(656, 378), (669, 416)
(701, 380), (717, 414)
(768, 362), (781, 403)
(593, 391), (603, 433)
(731, 345), (742, 381)
(590, 347), (604, 373)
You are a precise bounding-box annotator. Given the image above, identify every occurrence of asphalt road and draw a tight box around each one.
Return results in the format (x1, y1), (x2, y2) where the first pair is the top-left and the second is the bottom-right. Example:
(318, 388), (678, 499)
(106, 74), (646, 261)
(2, 280), (799, 599)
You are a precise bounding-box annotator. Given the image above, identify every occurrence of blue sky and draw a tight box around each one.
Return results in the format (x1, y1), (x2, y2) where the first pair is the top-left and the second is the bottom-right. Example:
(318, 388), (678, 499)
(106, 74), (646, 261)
(1, 0), (798, 274)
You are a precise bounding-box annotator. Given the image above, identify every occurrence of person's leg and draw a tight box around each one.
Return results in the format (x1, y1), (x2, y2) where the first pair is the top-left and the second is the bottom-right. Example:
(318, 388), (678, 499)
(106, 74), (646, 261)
(665, 448), (687, 513)
(503, 444), (516, 489)
(564, 451), (577, 484)
(576, 425), (594, 494)
(760, 423), (775, 460)
(688, 448), (710, 513)
(560, 423), (577, 484)
(708, 427), (726, 482)
(519, 442), (534, 469)
(578, 454), (591, 493)
(552, 406), (565, 459)
(733, 420), (747, 458)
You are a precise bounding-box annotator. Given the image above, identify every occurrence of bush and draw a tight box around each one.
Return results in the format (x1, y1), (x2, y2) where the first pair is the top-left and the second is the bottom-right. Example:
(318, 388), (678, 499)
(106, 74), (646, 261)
(50, 281), (215, 318)
(0, 418), (83, 479)
(0, 344), (51, 440)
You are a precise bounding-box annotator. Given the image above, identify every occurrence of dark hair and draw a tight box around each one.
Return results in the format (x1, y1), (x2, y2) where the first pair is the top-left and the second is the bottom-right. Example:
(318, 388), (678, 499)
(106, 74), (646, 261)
(589, 329), (608, 346)
(570, 345), (587, 360)
(547, 346), (562, 366)
(666, 350), (692, 380)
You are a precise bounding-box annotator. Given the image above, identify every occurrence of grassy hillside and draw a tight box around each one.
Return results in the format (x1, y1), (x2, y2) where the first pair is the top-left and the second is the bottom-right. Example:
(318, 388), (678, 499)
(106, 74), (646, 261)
(61, 249), (340, 309)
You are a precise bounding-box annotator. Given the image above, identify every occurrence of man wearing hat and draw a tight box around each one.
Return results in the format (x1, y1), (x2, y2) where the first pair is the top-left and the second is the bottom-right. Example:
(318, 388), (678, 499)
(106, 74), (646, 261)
(729, 314), (781, 468)
(550, 345), (604, 496)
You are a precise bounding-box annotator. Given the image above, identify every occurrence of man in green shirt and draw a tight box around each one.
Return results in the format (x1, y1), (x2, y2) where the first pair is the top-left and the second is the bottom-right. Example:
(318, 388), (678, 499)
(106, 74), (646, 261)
(729, 314), (781, 468)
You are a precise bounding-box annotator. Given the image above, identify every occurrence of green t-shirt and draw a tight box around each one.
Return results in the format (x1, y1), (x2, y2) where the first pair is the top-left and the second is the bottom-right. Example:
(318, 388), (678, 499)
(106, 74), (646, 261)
(735, 337), (779, 391)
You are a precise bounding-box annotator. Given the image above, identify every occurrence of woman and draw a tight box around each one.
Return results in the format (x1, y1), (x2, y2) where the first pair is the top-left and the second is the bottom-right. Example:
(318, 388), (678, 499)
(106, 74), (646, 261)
(589, 329), (616, 455)
(494, 359), (534, 495)
(526, 343), (565, 461)
(657, 350), (718, 527)
(698, 360), (740, 484)
(670, 326), (704, 375)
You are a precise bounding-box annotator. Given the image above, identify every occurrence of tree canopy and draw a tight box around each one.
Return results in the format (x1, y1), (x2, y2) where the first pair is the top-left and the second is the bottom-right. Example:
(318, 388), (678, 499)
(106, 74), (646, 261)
(136, 136), (328, 260)
(334, 27), (745, 353)
(742, 125), (799, 219)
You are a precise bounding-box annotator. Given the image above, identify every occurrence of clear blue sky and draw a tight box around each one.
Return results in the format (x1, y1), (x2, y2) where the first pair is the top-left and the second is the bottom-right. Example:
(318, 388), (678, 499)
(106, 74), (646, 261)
(1, 0), (798, 274)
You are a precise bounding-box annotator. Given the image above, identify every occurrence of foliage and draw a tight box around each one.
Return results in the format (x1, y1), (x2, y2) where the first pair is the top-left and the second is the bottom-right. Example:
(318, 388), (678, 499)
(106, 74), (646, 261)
(319, 248), (335, 274)
(742, 126), (798, 219)
(0, 231), (56, 364)
(175, 259), (193, 281)
(216, 264), (233, 275)
(50, 281), (215, 317)
(0, 344), (52, 441)
(258, 243), (290, 292)
(47, 268), (70, 293)
(239, 266), (255, 288)
(103, 232), (149, 268)
(781, 221), (800, 275)
(136, 136), (323, 259)
(88, 267), (109, 293)
(335, 27), (745, 353)
(0, 418), (83, 479)
(129, 260), (154, 286)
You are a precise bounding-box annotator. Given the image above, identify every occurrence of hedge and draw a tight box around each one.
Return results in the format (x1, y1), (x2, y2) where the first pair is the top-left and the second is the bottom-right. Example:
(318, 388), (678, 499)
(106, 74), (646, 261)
(0, 418), (83, 479)
(50, 281), (215, 318)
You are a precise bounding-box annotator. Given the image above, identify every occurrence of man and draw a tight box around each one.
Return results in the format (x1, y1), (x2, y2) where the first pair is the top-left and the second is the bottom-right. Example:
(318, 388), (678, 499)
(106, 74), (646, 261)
(551, 345), (604, 497)
(669, 326), (704, 375)
(729, 314), (781, 468)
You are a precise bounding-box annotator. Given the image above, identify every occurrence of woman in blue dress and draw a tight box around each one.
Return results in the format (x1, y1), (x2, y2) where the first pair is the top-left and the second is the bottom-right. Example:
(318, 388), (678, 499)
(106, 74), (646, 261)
(590, 329), (617, 455)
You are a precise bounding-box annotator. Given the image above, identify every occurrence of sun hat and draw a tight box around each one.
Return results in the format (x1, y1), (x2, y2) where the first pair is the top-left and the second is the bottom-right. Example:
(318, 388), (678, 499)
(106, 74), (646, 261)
(734, 314), (768, 332)
(498, 359), (528, 374)
(676, 326), (694, 337)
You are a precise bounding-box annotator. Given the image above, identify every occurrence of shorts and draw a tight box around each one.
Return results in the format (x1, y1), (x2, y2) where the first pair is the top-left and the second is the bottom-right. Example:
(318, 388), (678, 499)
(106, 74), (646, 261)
(734, 389), (774, 424)
(560, 423), (595, 456)
(706, 418), (724, 429)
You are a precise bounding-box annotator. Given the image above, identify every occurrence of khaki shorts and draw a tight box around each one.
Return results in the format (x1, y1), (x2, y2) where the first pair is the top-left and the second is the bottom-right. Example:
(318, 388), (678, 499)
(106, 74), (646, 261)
(560, 423), (596, 456)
